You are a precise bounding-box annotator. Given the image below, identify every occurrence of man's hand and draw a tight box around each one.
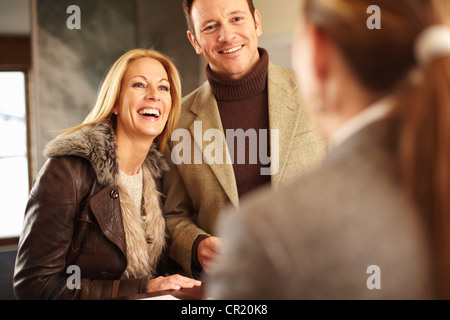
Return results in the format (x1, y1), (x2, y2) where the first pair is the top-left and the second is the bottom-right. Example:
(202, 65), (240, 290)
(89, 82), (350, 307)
(197, 236), (222, 274)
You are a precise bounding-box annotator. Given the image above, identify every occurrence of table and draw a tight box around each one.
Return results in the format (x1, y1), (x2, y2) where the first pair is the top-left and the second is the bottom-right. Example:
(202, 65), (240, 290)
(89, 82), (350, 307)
(118, 285), (205, 300)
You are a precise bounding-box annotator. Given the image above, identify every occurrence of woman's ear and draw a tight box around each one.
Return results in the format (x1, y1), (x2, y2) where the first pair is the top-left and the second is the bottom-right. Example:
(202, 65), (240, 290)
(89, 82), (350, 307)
(311, 26), (331, 82)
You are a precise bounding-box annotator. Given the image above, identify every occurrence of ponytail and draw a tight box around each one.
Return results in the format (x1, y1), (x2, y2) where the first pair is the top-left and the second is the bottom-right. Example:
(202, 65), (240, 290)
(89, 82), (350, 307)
(398, 55), (450, 299)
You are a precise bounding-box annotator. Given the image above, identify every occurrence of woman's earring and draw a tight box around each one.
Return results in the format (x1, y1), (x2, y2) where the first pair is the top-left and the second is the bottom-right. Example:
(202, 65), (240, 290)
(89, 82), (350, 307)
(114, 111), (118, 116)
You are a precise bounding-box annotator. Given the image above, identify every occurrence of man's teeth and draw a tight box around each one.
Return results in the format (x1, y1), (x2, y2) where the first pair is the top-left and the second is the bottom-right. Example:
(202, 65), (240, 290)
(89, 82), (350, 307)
(138, 108), (160, 117)
(222, 45), (243, 54)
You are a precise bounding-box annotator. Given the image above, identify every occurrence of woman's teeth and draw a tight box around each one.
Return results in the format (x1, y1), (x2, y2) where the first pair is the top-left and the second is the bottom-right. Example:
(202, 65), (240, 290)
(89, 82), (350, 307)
(138, 108), (160, 118)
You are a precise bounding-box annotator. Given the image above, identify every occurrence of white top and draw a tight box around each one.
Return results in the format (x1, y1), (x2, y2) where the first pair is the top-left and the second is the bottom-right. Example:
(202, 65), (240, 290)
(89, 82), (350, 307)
(118, 167), (143, 216)
(330, 97), (394, 150)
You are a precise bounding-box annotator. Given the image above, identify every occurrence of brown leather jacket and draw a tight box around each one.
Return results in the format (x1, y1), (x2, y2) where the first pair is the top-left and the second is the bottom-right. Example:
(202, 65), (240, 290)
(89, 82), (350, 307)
(13, 122), (169, 300)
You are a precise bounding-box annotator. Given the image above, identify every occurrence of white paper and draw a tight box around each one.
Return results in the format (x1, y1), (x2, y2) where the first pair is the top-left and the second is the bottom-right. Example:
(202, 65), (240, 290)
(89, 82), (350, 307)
(139, 294), (181, 300)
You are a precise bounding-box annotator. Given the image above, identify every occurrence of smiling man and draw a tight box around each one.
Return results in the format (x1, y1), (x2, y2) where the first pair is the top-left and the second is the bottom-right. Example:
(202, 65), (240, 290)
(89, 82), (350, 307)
(187, 0), (262, 79)
(162, 0), (326, 278)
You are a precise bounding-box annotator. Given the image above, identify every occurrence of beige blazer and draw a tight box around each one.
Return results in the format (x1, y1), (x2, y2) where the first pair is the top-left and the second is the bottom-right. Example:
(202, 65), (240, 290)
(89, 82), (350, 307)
(163, 62), (326, 276)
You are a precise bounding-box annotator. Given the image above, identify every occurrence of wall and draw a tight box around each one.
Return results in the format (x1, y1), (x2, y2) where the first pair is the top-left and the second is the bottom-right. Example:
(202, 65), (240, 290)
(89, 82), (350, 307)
(255, 0), (301, 68)
(0, 0), (31, 36)
(32, 0), (136, 170)
(136, 0), (200, 94)
(0, 250), (16, 300)
(254, 0), (301, 37)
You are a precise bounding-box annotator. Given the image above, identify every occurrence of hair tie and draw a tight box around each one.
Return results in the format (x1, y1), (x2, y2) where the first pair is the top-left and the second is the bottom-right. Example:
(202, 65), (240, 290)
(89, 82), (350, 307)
(415, 25), (450, 67)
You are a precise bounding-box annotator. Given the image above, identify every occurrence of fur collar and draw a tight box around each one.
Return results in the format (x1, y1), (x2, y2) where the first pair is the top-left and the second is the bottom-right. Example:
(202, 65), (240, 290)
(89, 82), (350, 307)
(43, 121), (169, 186)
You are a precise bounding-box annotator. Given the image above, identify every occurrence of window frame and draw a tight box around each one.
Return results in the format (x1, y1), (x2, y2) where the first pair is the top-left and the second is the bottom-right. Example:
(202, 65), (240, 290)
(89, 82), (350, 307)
(0, 36), (32, 248)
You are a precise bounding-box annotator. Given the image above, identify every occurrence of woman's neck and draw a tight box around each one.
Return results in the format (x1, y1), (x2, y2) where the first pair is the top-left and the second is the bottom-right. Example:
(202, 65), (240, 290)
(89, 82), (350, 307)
(115, 133), (153, 176)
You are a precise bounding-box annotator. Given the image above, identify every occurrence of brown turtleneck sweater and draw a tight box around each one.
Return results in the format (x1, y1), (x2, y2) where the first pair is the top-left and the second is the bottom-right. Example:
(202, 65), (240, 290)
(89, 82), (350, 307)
(206, 48), (271, 199)
(191, 49), (272, 270)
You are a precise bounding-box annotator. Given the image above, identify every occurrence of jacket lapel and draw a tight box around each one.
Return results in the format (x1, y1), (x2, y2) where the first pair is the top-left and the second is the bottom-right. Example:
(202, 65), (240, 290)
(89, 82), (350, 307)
(267, 62), (300, 188)
(186, 64), (302, 204)
(89, 186), (127, 256)
(188, 82), (239, 208)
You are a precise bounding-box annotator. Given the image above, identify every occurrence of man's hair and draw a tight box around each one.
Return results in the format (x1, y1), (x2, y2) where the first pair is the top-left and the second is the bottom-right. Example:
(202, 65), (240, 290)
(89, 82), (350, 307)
(182, 0), (256, 39)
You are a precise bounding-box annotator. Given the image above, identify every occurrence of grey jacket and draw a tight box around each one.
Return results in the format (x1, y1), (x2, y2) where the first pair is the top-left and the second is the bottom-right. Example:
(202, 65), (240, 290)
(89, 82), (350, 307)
(207, 119), (435, 299)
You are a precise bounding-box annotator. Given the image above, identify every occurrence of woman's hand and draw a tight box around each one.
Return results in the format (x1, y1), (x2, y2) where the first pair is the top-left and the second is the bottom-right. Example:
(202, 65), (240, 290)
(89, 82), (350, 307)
(147, 274), (202, 293)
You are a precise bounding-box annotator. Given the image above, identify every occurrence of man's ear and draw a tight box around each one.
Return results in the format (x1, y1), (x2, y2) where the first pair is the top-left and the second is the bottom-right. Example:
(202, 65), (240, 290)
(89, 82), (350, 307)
(187, 30), (203, 55)
(254, 9), (263, 37)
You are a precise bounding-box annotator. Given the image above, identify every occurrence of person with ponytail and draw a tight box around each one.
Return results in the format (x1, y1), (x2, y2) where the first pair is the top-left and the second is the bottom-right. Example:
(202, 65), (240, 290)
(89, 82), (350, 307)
(206, 0), (450, 299)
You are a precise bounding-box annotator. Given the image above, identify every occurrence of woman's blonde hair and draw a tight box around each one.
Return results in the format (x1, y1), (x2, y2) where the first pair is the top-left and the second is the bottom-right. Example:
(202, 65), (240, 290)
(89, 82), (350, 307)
(299, 0), (450, 298)
(65, 48), (181, 153)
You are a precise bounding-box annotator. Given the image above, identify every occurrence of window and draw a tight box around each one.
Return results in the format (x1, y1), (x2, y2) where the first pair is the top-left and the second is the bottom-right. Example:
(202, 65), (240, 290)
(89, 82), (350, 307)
(0, 71), (29, 239)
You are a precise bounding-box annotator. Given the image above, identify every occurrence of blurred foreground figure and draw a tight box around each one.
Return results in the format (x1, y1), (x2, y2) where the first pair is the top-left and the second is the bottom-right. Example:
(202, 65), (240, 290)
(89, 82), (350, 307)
(207, 0), (450, 299)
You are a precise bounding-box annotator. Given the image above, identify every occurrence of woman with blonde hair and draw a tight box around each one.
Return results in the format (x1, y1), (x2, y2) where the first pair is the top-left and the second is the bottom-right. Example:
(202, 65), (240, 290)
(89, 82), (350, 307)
(14, 48), (201, 300)
(207, 0), (450, 299)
